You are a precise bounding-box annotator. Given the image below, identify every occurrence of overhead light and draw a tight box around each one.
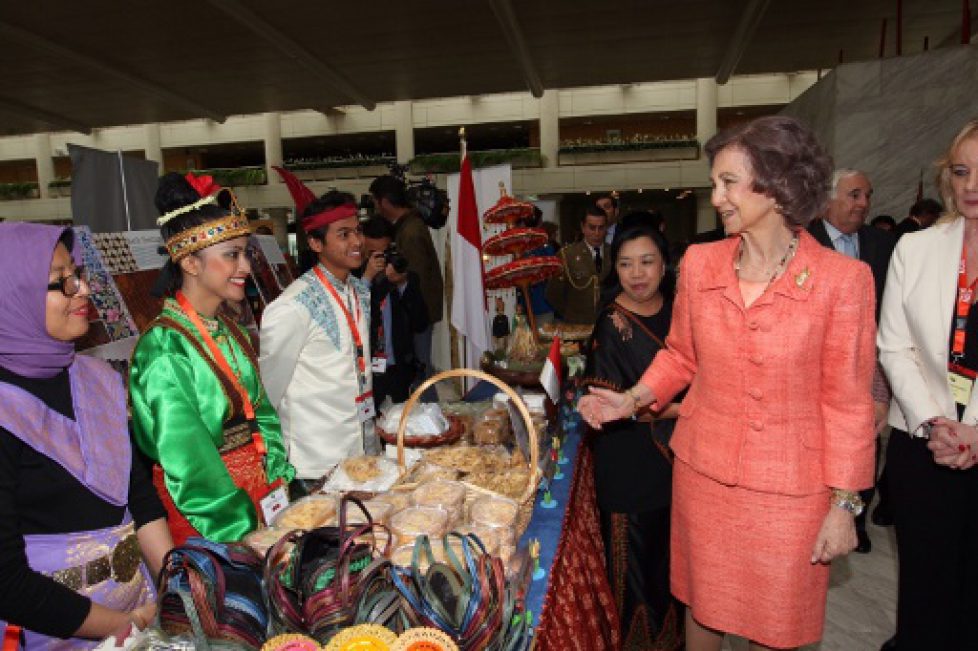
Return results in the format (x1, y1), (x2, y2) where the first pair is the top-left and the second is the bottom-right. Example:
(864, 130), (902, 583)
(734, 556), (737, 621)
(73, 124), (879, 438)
(637, 188), (644, 194)
(585, 190), (591, 196)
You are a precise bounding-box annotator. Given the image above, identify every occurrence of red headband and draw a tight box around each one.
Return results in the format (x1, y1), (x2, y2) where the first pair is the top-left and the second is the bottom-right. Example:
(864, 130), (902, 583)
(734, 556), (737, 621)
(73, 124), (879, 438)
(302, 203), (358, 233)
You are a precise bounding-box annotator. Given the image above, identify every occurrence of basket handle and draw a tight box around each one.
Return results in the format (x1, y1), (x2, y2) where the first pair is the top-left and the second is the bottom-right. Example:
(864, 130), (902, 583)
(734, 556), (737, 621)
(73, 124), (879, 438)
(395, 368), (540, 504)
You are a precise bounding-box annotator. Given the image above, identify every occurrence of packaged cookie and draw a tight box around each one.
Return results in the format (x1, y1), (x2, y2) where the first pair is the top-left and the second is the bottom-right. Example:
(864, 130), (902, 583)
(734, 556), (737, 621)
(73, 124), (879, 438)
(411, 480), (466, 528)
(243, 527), (289, 557)
(469, 495), (519, 547)
(371, 490), (412, 515)
(273, 495), (337, 531)
(454, 523), (501, 556)
(473, 408), (512, 445)
(389, 506), (450, 548)
(345, 498), (394, 526)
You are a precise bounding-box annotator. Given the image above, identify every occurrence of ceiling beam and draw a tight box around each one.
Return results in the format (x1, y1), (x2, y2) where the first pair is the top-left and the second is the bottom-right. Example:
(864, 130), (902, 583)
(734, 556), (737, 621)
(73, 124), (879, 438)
(488, 0), (544, 98)
(715, 0), (772, 85)
(0, 21), (226, 123)
(0, 95), (92, 135)
(206, 0), (376, 111)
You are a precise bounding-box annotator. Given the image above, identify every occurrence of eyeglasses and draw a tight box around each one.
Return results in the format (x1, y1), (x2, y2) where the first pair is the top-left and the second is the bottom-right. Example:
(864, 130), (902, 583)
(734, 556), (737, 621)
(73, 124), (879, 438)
(46, 266), (88, 297)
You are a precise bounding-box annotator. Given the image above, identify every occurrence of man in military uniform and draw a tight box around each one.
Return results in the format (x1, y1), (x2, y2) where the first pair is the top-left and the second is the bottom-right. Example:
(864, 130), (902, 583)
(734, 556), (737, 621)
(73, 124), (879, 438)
(545, 204), (610, 324)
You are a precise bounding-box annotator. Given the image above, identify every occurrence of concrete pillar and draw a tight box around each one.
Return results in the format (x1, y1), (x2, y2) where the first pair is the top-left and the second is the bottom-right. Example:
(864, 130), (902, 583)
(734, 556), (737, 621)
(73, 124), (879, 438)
(694, 188), (718, 233)
(394, 101), (414, 164)
(263, 112), (283, 184)
(265, 207), (290, 251)
(538, 89), (559, 169)
(34, 133), (55, 199)
(144, 123), (163, 168)
(695, 77), (718, 147)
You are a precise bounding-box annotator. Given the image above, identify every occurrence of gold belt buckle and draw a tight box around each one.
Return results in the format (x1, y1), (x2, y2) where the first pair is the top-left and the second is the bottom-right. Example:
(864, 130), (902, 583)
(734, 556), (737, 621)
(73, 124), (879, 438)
(110, 534), (141, 584)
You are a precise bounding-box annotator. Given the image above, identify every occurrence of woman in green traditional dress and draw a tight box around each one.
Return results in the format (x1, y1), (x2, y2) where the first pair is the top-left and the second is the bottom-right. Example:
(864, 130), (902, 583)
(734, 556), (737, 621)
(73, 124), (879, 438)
(129, 173), (295, 545)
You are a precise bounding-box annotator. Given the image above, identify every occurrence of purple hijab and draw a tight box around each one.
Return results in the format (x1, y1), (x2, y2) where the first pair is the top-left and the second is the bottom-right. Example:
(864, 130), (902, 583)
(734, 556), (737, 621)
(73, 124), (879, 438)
(0, 223), (78, 378)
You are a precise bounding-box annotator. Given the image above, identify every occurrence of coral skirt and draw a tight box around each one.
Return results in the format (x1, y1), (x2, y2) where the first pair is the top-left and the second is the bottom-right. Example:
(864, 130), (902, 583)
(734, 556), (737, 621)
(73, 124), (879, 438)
(671, 460), (831, 649)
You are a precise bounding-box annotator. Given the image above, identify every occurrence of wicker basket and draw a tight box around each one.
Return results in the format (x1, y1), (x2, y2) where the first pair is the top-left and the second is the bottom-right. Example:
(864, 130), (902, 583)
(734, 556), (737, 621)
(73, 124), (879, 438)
(394, 368), (541, 538)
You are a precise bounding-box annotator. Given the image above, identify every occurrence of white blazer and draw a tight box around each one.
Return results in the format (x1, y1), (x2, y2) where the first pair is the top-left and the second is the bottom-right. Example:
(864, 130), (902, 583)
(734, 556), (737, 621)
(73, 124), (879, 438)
(878, 217), (977, 433)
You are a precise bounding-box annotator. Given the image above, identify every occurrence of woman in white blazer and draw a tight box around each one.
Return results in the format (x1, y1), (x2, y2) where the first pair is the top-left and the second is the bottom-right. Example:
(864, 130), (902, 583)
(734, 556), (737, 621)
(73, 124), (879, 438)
(877, 118), (978, 651)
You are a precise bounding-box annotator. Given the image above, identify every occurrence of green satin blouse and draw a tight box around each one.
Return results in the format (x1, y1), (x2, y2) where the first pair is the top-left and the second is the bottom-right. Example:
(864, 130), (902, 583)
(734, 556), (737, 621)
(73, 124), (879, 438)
(129, 299), (295, 542)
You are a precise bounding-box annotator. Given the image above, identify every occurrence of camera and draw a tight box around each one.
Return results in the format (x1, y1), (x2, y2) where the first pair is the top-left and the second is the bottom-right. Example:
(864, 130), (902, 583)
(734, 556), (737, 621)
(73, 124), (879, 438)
(384, 242), (409, 274)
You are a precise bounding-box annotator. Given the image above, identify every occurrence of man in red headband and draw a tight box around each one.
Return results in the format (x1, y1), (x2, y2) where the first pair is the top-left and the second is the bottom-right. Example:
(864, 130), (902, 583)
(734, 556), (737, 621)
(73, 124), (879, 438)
(259, 191), (379, 484)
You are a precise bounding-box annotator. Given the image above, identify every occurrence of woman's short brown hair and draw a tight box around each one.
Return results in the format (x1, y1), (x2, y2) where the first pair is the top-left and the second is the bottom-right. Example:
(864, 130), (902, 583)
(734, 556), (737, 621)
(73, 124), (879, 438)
(704, 116), (833, 228)
(935, 118), (978, 218)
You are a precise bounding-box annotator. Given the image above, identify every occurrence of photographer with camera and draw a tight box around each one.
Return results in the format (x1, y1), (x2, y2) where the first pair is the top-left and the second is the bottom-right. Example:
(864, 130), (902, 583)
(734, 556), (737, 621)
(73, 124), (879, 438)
(357, 217), (429, 407)
(369, 175), (444, 398)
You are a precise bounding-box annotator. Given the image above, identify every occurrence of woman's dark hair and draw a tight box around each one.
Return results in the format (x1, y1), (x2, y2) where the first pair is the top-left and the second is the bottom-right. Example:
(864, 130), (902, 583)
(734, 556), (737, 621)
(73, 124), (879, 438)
(57, 228), (74, 253)
(302, 190), (358, 241)
(152, 172), (234, 297)
(704, 116), (833, 228)
(599, 224), (674, 310)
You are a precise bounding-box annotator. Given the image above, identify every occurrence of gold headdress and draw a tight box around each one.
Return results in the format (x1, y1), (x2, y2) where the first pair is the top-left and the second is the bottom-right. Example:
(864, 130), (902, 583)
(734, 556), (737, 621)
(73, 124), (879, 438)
(158, 173), (251, 262)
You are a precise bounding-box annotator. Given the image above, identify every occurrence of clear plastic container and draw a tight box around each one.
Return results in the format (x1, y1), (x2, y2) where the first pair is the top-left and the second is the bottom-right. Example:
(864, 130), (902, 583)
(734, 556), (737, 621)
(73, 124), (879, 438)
(388, 506), (450, 548)
(273, 494), (337, 531)
(411, 479), (466, 527)
(243, 527), (288, 557)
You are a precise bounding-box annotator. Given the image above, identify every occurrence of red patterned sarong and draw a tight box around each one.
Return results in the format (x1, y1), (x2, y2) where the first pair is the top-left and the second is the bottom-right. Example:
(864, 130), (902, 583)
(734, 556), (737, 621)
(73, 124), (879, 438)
(152, 442), (268, 546)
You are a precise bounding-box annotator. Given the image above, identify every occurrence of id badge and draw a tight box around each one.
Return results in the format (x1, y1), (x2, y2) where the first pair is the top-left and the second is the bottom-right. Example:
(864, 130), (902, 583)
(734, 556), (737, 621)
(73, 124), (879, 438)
(356, 391), (376, 423)
(258, 480), (289, 526)
(371, 356), (388, 374)
(948, 363), (976, 406)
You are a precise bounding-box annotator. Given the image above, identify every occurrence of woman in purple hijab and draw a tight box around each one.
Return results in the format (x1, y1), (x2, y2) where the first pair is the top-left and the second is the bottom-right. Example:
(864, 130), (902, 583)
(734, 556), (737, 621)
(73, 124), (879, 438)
(0, 223), (172, 649)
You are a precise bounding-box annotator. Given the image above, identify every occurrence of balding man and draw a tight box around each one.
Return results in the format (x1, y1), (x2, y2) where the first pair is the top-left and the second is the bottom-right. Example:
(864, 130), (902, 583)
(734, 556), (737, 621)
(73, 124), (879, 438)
(809, 168), (896, 554)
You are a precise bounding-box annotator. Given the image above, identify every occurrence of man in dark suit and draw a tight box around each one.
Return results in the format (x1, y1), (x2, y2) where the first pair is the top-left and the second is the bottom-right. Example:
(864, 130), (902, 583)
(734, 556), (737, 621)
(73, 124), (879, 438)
(809, 168), (896, 554)
(893, 197), (942, 239)
(359, 217), (429, 406)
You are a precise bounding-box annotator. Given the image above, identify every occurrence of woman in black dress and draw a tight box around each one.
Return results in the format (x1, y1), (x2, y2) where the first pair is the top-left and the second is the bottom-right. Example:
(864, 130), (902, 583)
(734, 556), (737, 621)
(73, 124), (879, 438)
(583, 223), (682, 650)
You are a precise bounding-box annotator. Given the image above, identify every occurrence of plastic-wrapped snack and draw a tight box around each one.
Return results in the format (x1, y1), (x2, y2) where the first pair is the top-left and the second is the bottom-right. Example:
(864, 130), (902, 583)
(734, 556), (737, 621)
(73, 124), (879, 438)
(243, 527), (289, 557)
(466, 468), (530, 501)
(454, 523), (501, 556)
(388, 506), (450, 548)
(371, 490), (412, 516)
(411, 480), (466, 528)
(415, 462), (460, 482)
(469, 495), (519, 547)
(473, 408), (512, 445)
(273, 495), (337, 531)
(345, 499), (394, 526)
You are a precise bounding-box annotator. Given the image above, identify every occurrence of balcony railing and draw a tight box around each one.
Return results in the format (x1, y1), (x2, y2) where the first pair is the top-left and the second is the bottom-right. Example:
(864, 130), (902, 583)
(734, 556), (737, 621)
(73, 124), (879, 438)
(282, 155), (396, 181)
(409, 148), (543, 175)
(558, 138), (699, 165)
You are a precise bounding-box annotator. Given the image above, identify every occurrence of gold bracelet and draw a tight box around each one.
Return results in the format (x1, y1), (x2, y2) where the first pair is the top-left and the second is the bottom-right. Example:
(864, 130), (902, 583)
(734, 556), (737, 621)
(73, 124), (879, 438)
(625, 387), (640, 415)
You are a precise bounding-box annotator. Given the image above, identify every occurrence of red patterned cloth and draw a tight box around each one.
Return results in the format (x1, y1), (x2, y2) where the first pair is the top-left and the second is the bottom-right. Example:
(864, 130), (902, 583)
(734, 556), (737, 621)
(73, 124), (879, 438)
(152, 442), (269, 546)
(536, 442), (621, 650)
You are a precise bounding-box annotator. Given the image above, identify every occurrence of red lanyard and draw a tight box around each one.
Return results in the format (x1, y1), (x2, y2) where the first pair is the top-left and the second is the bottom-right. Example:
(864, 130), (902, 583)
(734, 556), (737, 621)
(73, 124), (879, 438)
(952, 247), (978, 361)
(312, 266), (366, 377)
(175, 291), (266, 457)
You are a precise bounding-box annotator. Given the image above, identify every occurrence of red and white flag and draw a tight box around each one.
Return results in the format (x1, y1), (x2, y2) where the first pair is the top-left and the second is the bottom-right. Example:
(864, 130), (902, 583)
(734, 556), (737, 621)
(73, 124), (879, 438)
(450, 145), (490, 358)
(539, 336), (562, 403)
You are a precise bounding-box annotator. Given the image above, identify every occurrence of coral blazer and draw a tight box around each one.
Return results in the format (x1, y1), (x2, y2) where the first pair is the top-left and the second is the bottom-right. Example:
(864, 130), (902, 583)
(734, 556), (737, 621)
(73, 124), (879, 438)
(640, 230), (877, 495)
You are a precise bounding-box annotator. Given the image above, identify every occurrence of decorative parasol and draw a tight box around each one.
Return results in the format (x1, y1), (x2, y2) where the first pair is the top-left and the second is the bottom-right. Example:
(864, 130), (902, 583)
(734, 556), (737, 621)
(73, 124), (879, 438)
(485, 255), (562, 334)
(483, 227), (547, 257)
(482, 182), (536, 225)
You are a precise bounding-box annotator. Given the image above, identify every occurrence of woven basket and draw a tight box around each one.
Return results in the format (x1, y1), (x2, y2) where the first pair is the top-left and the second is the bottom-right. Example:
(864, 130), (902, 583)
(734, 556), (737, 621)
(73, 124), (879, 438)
(394, 368), (541, 539)
(377, 413), (464, 448)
